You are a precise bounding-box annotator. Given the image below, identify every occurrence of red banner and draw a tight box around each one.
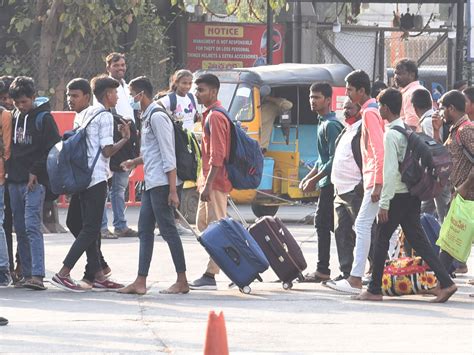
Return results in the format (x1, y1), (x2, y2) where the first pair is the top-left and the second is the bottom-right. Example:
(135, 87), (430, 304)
(187, 22), (285, 71)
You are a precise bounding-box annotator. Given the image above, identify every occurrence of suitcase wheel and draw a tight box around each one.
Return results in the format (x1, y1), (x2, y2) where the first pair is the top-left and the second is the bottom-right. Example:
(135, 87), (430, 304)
(282, 282), (293, 290)
(239, 286), (251, 294)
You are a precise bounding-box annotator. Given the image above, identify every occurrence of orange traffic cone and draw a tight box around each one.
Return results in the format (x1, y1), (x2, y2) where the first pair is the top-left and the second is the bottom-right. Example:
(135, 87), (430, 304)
(203, 311), (229, 355)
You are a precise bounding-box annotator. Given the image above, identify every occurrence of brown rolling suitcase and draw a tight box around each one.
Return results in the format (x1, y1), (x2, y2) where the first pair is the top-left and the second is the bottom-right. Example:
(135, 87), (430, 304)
(248, 216), (307, 289)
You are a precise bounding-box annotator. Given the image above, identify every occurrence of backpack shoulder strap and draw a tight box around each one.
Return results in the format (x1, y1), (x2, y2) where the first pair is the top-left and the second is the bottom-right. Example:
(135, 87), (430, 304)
(148, 107), (174, 137)
(455, 120), (474, 163)
(35, 111), (49, 131)
(391, 124), (409, 137)
(168, 92), (178, 113)
(81, 109), (108, 130)
(187, 93), (197, 111)
(206, 107), (233, 135)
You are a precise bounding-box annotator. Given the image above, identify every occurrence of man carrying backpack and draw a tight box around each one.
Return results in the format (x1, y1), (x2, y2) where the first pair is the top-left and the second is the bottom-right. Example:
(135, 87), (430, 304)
(412, 89), (451, 222)
(354, 88), (457, 303)
(118, 76), (189, 295)
(65, 78), (113, 288)
(300, 83), (343, 283)
(51, 75), (129, 292)
(325, 98), (365, 290)
(188, 74), (232, 291)
(8, 76), (61, 290)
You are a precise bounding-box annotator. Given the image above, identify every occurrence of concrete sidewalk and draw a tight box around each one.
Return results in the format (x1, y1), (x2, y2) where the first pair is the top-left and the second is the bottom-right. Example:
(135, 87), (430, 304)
(0, 206), (472, 353)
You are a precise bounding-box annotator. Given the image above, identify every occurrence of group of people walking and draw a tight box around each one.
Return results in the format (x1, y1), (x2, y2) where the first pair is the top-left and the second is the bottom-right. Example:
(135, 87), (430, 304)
(0, 53), (472, 313)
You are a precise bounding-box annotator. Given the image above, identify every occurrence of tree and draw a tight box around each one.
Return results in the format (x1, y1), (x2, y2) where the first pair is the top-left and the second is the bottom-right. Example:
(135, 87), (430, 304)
(2, 0), (169, 109)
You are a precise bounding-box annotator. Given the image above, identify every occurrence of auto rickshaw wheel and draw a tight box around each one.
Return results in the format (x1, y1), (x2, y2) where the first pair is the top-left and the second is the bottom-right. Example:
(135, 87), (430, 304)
(251, 203), (279, 218)
(179, 187), (199, 224)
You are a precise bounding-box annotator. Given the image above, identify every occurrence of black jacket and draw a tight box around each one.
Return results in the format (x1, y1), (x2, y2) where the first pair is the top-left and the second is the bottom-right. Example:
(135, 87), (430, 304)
(7, 99), (60, 185)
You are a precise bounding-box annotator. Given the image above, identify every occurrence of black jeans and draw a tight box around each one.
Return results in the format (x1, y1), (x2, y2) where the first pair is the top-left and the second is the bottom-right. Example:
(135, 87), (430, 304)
(3, 184), (14, 271)
(315, 184), (335, 275)
(63, 182), (107, 276)
(368, 193), (454, 295)
(66, 193), (109, 283)
(334, 184), (363, 277)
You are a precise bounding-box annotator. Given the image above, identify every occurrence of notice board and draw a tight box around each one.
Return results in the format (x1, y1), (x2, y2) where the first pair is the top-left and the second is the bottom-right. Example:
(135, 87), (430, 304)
(187, 22), (285, 71)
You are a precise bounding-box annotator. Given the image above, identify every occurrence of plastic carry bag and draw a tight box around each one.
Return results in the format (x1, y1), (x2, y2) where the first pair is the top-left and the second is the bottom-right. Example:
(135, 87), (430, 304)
(436, 194), (474, 263)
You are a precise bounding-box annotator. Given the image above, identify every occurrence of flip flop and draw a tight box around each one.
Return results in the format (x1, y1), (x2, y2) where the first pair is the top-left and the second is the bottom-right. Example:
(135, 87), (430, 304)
(159, 288), (190, 295)
(24, 279), (47, 291)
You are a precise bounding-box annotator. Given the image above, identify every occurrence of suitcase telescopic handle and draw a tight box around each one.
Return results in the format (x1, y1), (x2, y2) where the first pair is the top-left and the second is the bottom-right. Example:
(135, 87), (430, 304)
(174, 208), (201, 242)
(227, 197), (250, 228)
(264, 235), (285, 263)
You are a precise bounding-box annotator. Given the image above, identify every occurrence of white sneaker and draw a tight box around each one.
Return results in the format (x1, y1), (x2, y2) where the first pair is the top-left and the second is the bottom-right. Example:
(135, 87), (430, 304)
(175, 222), (193, 236)
(326, 279), (362, 295)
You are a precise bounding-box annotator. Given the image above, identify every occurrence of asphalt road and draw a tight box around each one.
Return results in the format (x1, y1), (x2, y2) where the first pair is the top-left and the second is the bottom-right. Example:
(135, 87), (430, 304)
(0, 205), (472, 354)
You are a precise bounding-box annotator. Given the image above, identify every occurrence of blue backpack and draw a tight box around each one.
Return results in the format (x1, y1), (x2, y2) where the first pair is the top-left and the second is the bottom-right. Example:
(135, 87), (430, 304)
(47, 110), (106, 195)
(206, 107), (264, 190)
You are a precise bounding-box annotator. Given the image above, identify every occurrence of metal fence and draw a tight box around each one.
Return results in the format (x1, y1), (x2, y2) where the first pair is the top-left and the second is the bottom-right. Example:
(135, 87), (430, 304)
(313, 26), (470, 90)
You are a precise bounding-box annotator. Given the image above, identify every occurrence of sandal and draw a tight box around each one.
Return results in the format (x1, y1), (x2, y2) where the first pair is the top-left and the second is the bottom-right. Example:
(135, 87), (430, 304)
(24, 279), (47, 291)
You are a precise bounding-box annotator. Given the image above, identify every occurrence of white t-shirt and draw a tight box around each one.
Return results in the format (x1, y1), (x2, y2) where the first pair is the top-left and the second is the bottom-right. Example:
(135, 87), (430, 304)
(159, 93), (197, 131)
(331, 120), (363, 195)
(80, 103), (114, 188)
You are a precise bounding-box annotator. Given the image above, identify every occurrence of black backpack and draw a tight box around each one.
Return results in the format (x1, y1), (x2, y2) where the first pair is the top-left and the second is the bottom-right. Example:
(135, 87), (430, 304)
(109, 111), (140, 172)
(392, 124), (453, 201)
(149, 107), (200, 181)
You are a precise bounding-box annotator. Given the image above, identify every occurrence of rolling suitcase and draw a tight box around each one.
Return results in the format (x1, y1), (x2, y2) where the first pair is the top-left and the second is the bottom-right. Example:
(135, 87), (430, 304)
(248, 216), (307, 289)
(175, 209), (269, 294)
(420, 213), (441, 254)
(227, 198), (307, 290)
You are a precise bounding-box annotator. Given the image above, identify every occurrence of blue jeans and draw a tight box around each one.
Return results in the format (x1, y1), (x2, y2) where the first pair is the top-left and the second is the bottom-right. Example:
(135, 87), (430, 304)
(102, 171), (129, 231)
(138, 185), (186, 276)
(0, 185), (8, 272)
(9, 183), (45, 278)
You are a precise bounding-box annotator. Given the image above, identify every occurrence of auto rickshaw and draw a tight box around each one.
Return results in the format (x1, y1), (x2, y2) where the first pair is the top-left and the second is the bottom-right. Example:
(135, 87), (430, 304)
(181, 63), (352, 220)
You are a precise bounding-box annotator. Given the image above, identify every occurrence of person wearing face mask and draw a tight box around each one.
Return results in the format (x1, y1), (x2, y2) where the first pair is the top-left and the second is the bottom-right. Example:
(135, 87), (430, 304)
(97, 52), (139, 240)
(7, 76), (61, 290)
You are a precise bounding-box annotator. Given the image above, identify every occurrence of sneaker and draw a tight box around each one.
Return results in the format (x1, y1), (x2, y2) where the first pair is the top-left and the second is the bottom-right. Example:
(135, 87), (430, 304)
(51, 273), (87, 293)
(92, 279), (125, 291)
(188, 275), (217, 290)
(101, 229), (118, 239)
(0, 317), (8, 326)
(0, 271), (12, 287)
(175, 222), (194, 236)
(114, 227), (138, 238)
(324, 274), (346, 286)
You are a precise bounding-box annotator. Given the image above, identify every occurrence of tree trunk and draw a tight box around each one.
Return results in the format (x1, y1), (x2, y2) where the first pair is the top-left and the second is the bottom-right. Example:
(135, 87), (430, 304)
(37, 0), (63, 95)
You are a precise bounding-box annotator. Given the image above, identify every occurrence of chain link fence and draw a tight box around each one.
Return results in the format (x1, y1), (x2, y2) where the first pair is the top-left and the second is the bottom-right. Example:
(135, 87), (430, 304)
(0, 48), (171, 110)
